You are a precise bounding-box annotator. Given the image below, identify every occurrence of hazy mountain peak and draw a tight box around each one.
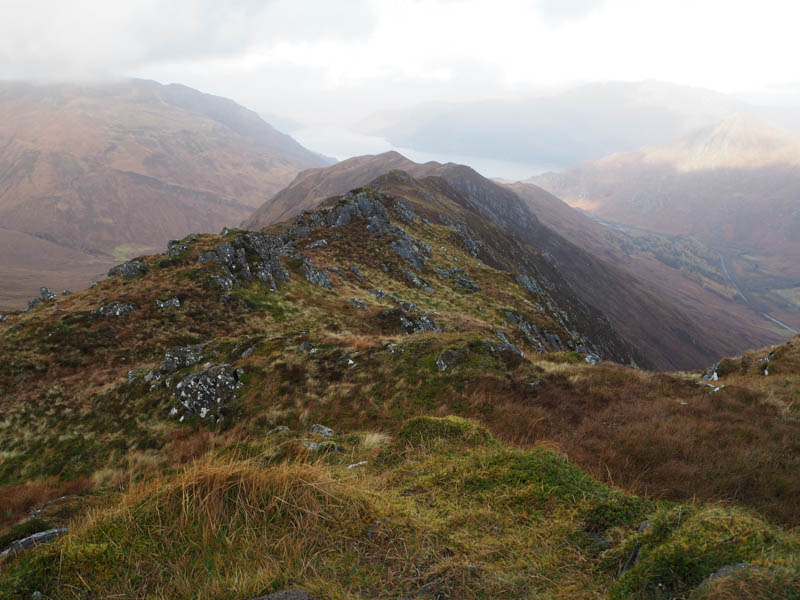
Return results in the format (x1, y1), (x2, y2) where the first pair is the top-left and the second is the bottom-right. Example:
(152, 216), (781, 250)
(640, 112), (800, 171)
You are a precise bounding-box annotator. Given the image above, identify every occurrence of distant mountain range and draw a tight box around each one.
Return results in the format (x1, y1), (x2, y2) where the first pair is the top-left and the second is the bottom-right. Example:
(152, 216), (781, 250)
(244, 151), (782, 369)
(357, 81), (800, 169)
(529, 114), (800, 333)
(0, 79), (329, 309)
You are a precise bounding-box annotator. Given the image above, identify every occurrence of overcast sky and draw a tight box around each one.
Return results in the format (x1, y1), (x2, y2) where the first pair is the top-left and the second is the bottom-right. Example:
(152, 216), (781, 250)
(2, 0), (799, 127)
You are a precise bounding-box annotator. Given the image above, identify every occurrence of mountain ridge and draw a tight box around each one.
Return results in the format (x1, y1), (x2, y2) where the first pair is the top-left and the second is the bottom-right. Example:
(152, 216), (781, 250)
(243, 152), (781, 369)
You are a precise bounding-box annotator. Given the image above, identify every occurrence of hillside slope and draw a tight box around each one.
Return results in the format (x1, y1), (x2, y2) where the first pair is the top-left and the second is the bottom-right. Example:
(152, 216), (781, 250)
(2, 181), (800, 598)
(0, 79), (329, 309)
(530, 115), (800, 332)
(508, 181), (784, 361)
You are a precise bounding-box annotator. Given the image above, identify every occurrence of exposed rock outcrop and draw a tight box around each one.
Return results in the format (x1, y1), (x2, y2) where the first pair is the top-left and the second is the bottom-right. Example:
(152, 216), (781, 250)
(160, 345), (205, 374)
(155, 297), (181, 309)
(310, 424), (334, 437)
(200, 232), (290, 292)
(91, 301), (136, 318)
(173, 364), (242, 422)
(302, 258), (332, 288)
(166, 235), (198, 257)
(108, 261), (147, 279)
(0, 528), (67, 560)
(380, 307), (441, 335)
(349, 298), (367, 309)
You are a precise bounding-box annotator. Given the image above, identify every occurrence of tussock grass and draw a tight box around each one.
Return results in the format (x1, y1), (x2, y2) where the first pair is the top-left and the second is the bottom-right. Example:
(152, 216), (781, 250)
(2, 421), (799, 599)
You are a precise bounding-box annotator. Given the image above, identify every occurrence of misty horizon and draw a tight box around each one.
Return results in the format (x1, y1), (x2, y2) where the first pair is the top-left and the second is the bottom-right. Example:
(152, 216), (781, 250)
(2, 1), (800, 179)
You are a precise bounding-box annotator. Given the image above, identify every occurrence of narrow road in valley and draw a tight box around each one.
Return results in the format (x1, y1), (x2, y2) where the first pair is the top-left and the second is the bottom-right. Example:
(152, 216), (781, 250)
(762, 312), (799, 335)
(718, 252), (799, 335)
(719, 253), (750, 305)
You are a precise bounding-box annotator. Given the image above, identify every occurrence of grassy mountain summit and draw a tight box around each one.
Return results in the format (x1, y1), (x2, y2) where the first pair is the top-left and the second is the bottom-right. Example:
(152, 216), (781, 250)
(1, 172), (800, 598)
(0, 79), (329, 310)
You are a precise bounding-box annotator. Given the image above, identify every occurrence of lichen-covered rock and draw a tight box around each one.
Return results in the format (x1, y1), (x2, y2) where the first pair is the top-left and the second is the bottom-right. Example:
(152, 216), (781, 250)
(201, 232), (289, 292)
(25, 287), (58, 311)
(91, 301), (136, 318)
(516, 273), (541, 295)
(379, 308), (441, 335)
(350, 265), (366, 282)
(155, 297), (180, 309)
(505, 311), (547, 353)
(349, 298), (367, 309)
(174, 364), (241, 421)
(390, 232), (431, 271)
(160, 345), (204, 374)
(196, 251), (219, 264)
(403, 270), (434, 293)
(310, 424), (334, 437)
(108, 260), (147, 278)
(454, 277), (479, 292)
(483, 339), (526, 368)
(585, 353), (601, 365)
(167, 235), (197, 257)
(387, 294), (418, 313)
(394, 199), (416, 223)
(0, 528), (67, 560)
(546, 333), (565, 351)
(216, 242), (251, 280)
(495, 332), (524, 357)
(127, 369), (144, 384)
(436, 350), (462, 372)
(302, 258), (331, 288)
(210, 274), (236, 291)
(451, 223), (492, 259)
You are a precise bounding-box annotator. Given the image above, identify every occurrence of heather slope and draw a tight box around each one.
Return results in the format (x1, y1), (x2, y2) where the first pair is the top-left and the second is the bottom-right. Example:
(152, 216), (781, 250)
(508, 182), (783, 360)
(2, 183), (800, 598)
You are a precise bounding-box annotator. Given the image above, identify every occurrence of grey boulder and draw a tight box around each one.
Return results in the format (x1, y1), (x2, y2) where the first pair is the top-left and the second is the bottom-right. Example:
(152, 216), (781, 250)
(108, 260), (147, 278)
(92, 302), (136, 318)
(155, 297), (181, 309)
(0, 528), (67, 560)
(174, 364), (241, 421)
(160, 345), (204, 374)
(310, 424), (334, 437)
(302, 258), (331, 288)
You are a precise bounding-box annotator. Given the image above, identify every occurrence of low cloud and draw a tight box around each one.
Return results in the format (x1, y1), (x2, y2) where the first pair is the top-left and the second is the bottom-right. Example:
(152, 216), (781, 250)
(0, 0), (376, 80)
